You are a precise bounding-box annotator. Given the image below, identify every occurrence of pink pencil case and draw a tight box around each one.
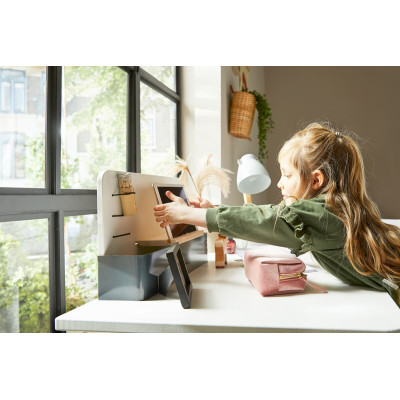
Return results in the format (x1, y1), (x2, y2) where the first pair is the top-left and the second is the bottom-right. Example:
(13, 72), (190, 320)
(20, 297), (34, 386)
(244, 248), (327, 296)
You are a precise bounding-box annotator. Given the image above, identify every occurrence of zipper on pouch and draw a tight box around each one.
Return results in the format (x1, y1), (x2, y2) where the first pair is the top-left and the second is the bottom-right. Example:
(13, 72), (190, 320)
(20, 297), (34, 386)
(279, 272), (305, 280)
(280, 273), (328, 293)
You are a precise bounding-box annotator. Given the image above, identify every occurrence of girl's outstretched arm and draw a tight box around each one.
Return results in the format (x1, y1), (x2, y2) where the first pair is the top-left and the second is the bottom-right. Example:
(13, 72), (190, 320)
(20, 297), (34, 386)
(153, 191), (208, 228)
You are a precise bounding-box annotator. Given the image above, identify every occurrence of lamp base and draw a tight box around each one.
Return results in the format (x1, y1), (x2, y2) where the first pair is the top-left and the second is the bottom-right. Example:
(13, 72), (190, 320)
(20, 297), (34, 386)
(243, 193), (252, 205)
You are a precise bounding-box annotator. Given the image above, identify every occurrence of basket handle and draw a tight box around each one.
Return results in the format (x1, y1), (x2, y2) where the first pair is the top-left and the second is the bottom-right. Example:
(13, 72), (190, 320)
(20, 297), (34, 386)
(230, 85), (234, 94)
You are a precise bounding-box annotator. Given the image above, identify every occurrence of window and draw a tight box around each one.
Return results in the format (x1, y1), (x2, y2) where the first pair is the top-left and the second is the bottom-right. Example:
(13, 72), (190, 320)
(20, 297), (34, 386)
(0, 132), (25, 180)
(0, 81), (11, 112)
(61, 66), (127, 189)
(0, 67), (46, 188)
(41, 71), (46, 117)
(0, 68), (26, 113)
(141, 109), (157, 149)
(65, 214), (98, 312)
(139, 67), (180, 176)
(0, 66), (180, 332)
(140, 85), (177, 175)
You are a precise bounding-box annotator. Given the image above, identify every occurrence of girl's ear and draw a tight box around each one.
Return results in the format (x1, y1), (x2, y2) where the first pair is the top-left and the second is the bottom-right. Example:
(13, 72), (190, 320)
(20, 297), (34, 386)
(311, 170), (325, 190)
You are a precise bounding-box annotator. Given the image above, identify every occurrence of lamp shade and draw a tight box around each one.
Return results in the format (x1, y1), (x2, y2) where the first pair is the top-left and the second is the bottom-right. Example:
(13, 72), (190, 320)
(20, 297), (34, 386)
(237, 154), (271, 194)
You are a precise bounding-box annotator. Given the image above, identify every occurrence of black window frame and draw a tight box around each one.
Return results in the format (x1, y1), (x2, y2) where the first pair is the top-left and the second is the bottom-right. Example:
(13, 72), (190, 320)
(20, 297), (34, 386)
(0, 66), (181, 332)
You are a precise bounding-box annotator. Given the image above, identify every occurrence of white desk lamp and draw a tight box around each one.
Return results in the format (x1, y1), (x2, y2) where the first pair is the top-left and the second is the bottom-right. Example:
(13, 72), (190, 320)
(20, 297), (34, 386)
(237, 154), (271, 204)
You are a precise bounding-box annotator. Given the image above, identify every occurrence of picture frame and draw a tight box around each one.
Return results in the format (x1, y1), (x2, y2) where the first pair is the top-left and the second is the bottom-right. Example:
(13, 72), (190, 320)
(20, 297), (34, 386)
(166, 244), (192, 309)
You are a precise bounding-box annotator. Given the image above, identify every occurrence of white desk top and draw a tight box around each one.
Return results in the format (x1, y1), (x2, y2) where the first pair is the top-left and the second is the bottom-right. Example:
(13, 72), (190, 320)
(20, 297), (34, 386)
(55, 251), (400, 333)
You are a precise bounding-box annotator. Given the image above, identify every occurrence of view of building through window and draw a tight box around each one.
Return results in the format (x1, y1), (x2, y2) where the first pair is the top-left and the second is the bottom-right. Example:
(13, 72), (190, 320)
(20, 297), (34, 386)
(140, 82), (177, 175)
(0, 67), (46, 188)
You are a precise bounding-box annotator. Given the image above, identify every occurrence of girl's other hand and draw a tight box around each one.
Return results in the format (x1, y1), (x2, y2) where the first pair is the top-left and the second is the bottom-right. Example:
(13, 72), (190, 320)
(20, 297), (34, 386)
(189, 196), (214, 209)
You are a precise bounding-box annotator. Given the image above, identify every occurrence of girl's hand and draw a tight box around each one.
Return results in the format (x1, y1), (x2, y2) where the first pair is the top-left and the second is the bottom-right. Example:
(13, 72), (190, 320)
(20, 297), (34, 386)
(153, 191), (189, 228)
(189, 196), (214, 209)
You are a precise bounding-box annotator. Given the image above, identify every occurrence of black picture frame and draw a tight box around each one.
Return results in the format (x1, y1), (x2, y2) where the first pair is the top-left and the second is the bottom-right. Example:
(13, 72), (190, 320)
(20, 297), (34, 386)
(166, 244), (192, 309)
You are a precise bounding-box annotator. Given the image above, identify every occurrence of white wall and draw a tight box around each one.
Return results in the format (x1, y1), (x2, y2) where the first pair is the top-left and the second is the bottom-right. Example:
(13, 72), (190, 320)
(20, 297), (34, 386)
(181, 67), (222, 204)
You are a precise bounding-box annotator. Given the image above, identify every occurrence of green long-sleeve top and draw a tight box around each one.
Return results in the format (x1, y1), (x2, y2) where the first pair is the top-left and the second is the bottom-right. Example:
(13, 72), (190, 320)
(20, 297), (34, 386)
(206, 195), (400, 308)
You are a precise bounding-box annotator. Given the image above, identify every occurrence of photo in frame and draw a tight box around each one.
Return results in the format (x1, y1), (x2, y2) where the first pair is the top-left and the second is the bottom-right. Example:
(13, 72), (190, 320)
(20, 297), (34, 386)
(166, 244), (192, 309)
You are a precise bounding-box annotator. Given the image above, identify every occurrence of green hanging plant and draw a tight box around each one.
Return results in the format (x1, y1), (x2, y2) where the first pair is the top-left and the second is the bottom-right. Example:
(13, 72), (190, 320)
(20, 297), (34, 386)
(248, 90), (274, 162)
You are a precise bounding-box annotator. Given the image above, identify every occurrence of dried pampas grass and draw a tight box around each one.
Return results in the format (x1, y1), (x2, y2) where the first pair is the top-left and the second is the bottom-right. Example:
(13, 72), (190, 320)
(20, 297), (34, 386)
(196, 154), (233, 199)
(169, 155), (198, 200)
(169, 154), (233, 201)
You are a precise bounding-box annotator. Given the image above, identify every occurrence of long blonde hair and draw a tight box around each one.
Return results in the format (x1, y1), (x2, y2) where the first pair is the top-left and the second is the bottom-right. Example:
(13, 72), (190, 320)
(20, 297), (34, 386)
(279, 122), (400, 282)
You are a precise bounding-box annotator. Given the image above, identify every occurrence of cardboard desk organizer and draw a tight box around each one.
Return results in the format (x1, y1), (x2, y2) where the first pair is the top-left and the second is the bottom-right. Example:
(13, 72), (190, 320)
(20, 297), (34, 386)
(97, 170), (207, 302)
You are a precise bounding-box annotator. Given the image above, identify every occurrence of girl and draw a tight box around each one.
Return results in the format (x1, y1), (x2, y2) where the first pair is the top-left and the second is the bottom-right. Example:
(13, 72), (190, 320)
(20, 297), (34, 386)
(154, 123), (400, 307)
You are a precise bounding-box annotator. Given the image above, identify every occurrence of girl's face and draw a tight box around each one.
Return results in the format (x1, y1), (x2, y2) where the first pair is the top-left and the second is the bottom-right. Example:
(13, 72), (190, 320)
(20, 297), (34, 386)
(277, 155), (302, 203)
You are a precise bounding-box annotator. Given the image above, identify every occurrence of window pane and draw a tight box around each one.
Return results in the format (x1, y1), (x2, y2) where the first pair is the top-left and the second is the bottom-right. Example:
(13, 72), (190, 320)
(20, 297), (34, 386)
(1, 82), (11, 112)
(140, 83), (177, 175)
(0, 66), (45, 188)
(62, 67), (127, 189)
(14, 82), (25, 113)
(14, 133), (26, 179)
(64, 214), (98, 312)
(0, 133), (26, 180)
(1, 137), (12, 178)
(141, 66), (176, 91)
(0, 219), (49, 333)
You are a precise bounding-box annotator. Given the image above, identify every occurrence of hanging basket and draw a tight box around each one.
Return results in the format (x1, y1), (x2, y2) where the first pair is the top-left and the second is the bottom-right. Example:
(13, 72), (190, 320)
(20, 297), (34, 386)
(228, 90), (256, 140)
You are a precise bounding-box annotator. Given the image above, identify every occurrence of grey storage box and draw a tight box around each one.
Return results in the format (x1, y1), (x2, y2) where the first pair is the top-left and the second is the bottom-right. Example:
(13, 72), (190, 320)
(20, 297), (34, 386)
(98, 235), (207, 301)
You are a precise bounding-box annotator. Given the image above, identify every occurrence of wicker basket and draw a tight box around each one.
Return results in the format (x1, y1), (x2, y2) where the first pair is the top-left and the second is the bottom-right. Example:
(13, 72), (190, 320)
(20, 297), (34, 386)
(229, 91), (256, 139)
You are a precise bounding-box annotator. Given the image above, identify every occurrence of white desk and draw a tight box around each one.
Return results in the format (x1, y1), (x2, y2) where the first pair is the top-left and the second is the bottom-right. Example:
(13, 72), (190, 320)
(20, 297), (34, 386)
(55, 251), (400, 333)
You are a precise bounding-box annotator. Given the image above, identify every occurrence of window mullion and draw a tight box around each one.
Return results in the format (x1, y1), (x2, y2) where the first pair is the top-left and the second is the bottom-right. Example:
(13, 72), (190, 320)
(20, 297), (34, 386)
(127, 67), (140, 173)
(46, 66), (62, 195)
(176, 66), (182, 157)
(46, 66), (64, 332)
(139, 68), (180, 102)
(48, 211), (66, 332)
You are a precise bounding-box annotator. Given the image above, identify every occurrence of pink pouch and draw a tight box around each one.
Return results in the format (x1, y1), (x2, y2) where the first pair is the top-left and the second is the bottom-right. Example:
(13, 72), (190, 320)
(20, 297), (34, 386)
(244, 248), (327, 296)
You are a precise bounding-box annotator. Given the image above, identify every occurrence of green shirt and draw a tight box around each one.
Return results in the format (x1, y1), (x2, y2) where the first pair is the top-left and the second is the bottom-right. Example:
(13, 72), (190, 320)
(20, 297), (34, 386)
(206, 196), (400, 307)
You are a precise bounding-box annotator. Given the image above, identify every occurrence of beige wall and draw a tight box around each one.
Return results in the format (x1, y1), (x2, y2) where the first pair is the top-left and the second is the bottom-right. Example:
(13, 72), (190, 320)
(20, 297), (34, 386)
(263, 67), (400, 219)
